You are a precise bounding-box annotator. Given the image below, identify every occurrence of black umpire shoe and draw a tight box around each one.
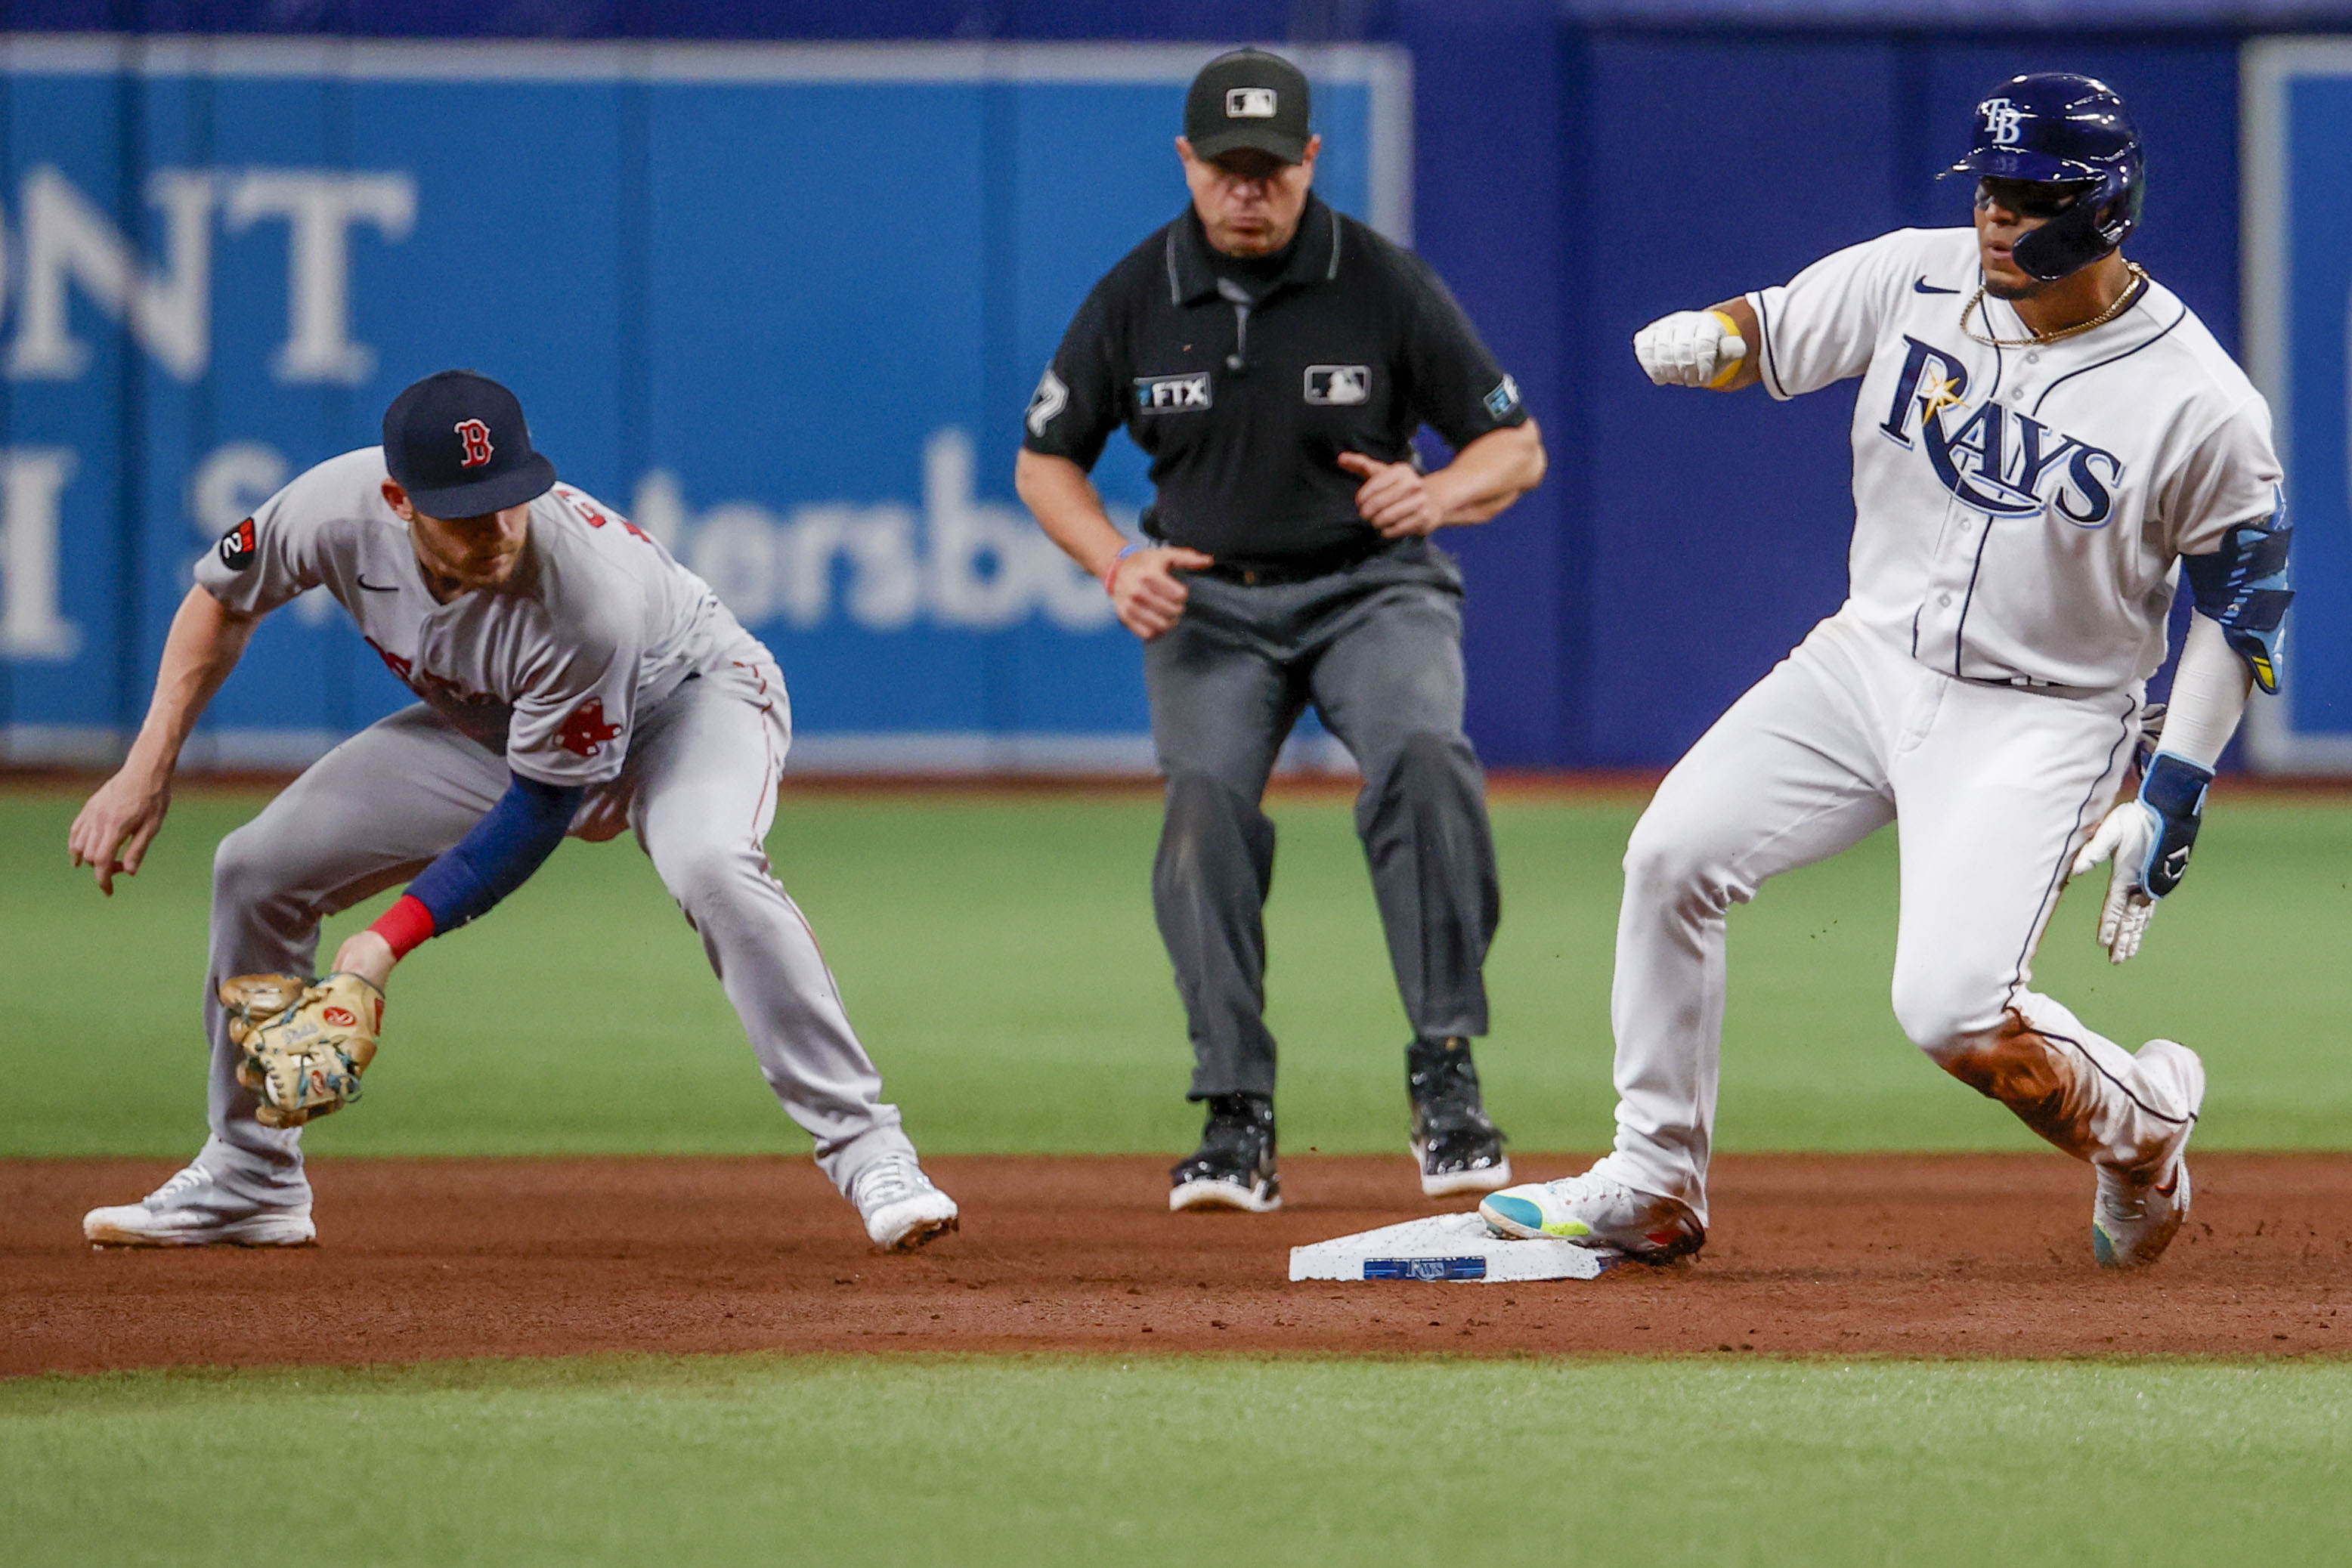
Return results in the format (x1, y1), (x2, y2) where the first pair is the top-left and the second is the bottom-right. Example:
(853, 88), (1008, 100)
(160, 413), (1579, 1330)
(1169, 1093), (1281, 1213)
(1408, 1036), (1512, 1198)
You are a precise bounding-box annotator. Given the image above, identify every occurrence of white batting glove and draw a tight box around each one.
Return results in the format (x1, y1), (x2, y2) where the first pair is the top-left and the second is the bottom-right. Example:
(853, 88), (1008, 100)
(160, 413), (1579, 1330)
(1633, 309), (1747, 388)
(2070, 801), (2159, 964)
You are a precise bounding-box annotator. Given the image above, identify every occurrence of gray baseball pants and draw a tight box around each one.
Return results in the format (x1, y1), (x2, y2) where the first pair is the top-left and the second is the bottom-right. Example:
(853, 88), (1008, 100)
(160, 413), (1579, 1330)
(1144, 540), (1500, 1101)
(189, 644), (916, 1209)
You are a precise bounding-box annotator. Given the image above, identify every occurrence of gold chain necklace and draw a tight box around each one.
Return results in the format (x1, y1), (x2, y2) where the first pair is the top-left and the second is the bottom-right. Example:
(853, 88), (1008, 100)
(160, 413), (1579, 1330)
(1959, 261), (2151, 348)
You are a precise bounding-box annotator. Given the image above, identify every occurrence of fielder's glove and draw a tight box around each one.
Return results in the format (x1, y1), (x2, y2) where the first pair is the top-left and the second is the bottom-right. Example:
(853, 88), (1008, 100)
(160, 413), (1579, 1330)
(2069, 751), (2214, 965)
(220, 971), (384, 1127)
(1633, 309), (1747, 388)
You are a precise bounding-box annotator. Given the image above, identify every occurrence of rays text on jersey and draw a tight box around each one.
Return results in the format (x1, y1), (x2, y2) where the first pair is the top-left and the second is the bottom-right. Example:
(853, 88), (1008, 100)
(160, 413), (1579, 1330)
(1877, 336), (2124, 524)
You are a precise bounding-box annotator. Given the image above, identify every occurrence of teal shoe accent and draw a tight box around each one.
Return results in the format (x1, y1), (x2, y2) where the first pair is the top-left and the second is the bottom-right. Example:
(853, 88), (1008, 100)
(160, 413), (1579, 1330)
(1484, 1194), (1543, 1232)
(2092, 1222), (2118, 1267)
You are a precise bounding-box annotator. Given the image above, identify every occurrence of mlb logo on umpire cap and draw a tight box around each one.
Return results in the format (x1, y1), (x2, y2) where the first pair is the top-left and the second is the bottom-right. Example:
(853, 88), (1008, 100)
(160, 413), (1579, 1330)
(1186, 49), (1311, 163)
(382, 369), (557, 519)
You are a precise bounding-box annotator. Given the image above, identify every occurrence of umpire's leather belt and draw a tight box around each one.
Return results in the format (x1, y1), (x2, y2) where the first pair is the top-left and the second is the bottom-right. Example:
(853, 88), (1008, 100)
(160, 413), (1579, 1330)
(1193, 539), (1388, 587)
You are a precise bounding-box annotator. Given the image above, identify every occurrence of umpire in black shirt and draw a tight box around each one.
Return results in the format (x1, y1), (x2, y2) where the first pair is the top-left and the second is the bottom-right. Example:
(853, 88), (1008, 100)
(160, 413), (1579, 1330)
(1017, 48), (1547, 1214)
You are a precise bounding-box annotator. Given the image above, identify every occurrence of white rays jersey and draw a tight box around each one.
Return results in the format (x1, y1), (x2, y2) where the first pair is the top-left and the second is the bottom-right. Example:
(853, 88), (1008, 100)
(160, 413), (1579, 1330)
(194, 446), (744, 787)
(1746, 227), (2282, 689)
(1589, 229), (2289, 1218)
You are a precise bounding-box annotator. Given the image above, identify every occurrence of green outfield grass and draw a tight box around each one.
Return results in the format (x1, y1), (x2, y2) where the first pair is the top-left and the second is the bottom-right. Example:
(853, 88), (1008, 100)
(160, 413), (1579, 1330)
(4, 788), (2347, 1158)
(3, 1353), (2347, 1566)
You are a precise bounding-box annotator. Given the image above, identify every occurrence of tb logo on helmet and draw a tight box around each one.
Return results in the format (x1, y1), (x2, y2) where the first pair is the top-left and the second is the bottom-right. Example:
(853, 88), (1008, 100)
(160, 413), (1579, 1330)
(1981, 97), (2026, 146)
(453, 418), (494, 469)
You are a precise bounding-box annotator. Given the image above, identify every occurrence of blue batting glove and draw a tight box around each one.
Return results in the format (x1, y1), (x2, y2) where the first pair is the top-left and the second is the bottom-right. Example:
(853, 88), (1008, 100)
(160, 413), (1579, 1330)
(2070, 751), (2214, 963)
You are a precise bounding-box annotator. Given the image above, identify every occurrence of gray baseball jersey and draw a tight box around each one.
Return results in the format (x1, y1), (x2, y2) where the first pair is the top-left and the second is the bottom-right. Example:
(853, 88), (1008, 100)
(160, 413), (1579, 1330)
(180, 447), (924, 1217)
(197, 447), (740, 785)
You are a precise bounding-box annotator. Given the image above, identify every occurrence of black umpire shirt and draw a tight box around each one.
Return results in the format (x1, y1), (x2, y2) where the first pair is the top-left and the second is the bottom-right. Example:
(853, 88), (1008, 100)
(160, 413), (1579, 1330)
(1023, 193), (1528, 571)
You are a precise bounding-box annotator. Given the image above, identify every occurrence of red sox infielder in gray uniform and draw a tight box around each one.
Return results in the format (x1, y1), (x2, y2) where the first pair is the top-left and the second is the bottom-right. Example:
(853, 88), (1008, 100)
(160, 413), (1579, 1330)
(73, 370), (959, 1252)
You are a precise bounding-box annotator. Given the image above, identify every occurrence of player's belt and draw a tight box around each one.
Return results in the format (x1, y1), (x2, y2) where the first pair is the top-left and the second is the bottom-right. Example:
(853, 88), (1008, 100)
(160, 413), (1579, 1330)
(1193, 537), (1392, 586)
(1957, 673), (2111, 700)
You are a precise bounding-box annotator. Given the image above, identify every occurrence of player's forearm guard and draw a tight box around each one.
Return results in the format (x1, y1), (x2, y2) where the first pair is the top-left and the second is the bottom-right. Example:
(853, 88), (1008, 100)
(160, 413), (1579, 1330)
(403, 773), (583, 938)
(2137, 750), (2214, 898)
(2182, 499), (2294, 694)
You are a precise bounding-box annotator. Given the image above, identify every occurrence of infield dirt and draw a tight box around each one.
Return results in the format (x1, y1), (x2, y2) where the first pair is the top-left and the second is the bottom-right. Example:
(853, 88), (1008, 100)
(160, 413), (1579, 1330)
(8, 1152), (2350, 1375)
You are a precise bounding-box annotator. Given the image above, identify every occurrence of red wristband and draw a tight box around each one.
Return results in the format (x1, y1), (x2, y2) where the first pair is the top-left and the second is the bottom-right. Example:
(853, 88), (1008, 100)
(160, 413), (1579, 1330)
(367, 893), (437, 960)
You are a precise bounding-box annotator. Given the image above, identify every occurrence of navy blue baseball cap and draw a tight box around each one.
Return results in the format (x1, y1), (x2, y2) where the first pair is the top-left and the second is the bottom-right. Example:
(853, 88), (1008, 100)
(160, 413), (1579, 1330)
(382, 370), (557, 518)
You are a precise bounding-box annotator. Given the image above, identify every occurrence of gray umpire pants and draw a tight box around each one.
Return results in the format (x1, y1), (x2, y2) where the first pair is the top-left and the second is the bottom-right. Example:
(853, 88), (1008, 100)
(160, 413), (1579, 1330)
(190, 642), (917, 1209)
(1145, 538), (1500, 1102)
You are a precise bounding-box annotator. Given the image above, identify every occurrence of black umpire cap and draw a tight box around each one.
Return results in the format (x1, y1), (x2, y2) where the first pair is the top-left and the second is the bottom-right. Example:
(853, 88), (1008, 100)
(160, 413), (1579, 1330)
(1185, 48), (1311, 164)
(382, 369), (558, 518)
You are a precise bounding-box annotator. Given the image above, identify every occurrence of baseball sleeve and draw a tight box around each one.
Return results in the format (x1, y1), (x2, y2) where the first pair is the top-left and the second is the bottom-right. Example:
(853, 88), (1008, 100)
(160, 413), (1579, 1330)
(2164, 396), (2285, 558)
(1397, 251), (1530, 451)
(1022, 276), (1127, 472)
(191, 466), (332, 617)
(1746, 231), (1914, 401)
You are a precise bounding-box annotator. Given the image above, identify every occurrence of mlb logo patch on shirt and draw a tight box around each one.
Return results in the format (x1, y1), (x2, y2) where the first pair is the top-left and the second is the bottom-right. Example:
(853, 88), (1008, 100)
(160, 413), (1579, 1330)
(1484, 374), (1521, 419)
(1136, 373), (1212, 413)
(1304, 366), (1372, 405)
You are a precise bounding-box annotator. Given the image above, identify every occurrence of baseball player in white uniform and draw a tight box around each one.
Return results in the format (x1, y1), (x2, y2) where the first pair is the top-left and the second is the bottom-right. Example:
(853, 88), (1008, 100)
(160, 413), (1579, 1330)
(73, 370), (960, 1251)
(1481, 75), (2292, 1268)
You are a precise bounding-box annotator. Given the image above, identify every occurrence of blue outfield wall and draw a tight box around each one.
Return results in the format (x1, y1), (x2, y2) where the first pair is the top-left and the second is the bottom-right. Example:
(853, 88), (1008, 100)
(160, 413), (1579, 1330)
(0, 3), (2337, 770)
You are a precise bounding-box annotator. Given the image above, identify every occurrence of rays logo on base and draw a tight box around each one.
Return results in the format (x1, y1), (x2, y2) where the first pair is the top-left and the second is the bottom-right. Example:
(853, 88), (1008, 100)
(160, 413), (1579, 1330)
(1877, 337), (2123, 524)
(1364, 1255), (1487, 1280)
(1135, 372), (1212, 413)
(1304, 365), (1370, 404)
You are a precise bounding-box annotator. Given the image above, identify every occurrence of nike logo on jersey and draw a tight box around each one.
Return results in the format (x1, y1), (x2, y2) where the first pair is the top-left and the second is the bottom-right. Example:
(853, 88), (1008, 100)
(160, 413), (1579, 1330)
(1877, 336), (2124, 524)
(356, 575), (399, 593)
(1913, 277), (1961, 294)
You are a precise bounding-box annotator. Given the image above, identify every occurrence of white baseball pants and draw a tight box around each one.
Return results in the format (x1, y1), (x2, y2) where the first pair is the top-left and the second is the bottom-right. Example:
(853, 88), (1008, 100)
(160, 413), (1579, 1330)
(190, 643), (916, 1208)
(1597, 612), (2195, 1224)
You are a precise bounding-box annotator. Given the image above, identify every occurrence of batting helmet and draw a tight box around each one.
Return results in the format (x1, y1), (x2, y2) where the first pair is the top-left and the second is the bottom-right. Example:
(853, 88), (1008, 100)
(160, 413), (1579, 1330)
(1946, 73), (2144, 283)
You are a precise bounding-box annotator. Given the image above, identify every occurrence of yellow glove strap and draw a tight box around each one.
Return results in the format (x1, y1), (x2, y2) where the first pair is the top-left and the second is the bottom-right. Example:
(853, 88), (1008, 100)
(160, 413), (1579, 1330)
(1705, 309), (1747, 389)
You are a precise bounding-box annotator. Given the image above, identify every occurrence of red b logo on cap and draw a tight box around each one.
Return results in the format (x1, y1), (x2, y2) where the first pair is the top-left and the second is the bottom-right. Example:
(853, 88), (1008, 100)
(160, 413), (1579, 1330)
(454, 419), (494, 468)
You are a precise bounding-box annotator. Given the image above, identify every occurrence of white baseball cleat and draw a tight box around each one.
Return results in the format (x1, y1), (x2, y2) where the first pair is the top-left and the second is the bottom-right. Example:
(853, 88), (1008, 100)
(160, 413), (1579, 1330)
(1478, 1168), (1705, 1261)
(850, 1152), (960, 1251)
(82, 1163), (315, 1248)
(2091, 1038), (2205, 1270)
